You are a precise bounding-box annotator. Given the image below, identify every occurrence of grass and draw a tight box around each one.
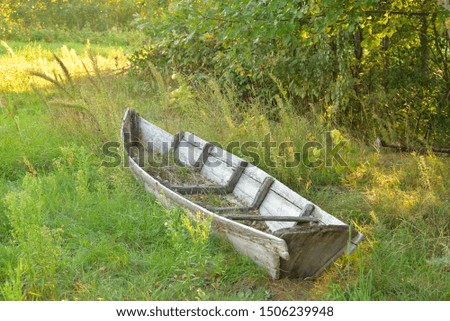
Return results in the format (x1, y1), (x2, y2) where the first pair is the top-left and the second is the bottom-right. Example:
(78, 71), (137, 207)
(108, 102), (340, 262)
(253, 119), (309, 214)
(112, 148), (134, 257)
(0, 147), (269, 300)
(0, 37), (449, 301)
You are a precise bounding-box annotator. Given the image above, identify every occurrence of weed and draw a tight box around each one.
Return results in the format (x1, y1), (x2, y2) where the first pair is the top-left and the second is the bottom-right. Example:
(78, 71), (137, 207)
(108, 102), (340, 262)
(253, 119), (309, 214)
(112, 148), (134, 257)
(0, 261), (24, 301)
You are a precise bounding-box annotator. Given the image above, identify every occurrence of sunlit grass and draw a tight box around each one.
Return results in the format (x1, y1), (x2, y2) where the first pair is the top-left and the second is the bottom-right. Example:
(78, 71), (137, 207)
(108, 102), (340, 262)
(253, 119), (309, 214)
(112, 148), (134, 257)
(0, 41), (129, 93)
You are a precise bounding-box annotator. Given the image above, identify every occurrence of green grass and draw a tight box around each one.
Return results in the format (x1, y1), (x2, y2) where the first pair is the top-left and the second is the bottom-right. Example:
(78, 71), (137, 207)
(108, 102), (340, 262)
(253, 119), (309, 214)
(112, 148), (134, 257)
(0, 147), (268, 300)
(0, 38), (449, 301)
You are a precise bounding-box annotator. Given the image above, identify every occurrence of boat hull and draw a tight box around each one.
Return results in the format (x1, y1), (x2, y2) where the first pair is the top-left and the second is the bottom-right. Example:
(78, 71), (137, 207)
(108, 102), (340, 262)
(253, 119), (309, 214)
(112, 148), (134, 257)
(121, 109), (363, 279)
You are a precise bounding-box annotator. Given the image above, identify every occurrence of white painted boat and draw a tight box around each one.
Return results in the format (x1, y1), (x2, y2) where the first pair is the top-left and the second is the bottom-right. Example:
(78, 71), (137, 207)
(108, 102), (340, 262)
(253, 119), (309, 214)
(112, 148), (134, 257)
(121, 108), (363, 279)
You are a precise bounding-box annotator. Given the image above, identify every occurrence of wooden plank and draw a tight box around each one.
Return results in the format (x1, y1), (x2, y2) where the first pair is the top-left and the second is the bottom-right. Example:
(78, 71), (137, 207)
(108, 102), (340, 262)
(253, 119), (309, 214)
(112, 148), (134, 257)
(166, 159), (246, 197)
(232, 172), (261, 206)
(274, 224), (358, 279)
(172, 131), (184, 151)
(177, 139), (203, 167)
(242, 168), (347, 226)
(301, 204), (315, 217)
(204, 176), (275, 214)
(251, 176), (275, 209)
(204, 206), (252, 214)
(304, 228), (363, 280)
(130, 109), (140, 143)
(194, 142), (213, 170)
(221, 233), (281, 279)
(222, 214), (319, 223)
(139, 117), (174, 155)
(120, 108), (130, 142)
(225, 161), (248, 193)
(259, 190), (305, 231)
(201, 162), (229, 184)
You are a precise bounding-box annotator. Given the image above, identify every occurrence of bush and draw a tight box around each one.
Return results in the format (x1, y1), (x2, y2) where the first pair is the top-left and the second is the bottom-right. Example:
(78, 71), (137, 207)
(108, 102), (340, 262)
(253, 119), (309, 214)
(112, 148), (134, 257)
(131, 0), (450, 146)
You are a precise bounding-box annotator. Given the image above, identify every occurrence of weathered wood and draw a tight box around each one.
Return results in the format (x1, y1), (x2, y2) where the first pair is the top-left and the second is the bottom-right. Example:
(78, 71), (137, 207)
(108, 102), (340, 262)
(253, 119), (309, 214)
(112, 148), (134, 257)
(180, 132), (309, 213)
(202, 175), (276, 214)
(165, 160), (248, 195)
(204, 205), (252, 214)
(251, 176), (275, 209)
(274, 225), (358, 279)
(153, 120), (359, 234)
(225, 161), (248, 193)
(301, 204), (315, 217)
(139, 117), (173, 155)
(129, 109), (140, 143)
(172, 131), (184, 151)
(258, 191), (307, 231)
(222, 214), (319, 223)
(120, 108), (130, 141)
(180, 132), (346, 226)
(194, 142), (213, 170)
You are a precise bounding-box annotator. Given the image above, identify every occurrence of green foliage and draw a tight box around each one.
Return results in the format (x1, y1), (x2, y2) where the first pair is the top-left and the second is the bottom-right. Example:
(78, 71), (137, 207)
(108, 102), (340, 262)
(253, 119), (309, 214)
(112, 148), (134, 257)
(1, 0), (140, 37)
(3, 174), (64, 299)
(132, 0), (450, 146)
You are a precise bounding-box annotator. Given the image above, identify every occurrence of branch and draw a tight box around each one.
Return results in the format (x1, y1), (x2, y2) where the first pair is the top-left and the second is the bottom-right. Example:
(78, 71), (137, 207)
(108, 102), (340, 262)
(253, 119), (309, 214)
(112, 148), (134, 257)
(377, 138), (450, 155)
(364, 10), (433, 16)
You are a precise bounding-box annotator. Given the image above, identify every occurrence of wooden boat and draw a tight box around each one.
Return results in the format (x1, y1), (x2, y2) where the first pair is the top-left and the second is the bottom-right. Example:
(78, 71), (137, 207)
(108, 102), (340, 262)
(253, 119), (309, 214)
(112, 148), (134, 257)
(121, 108), (363, 279)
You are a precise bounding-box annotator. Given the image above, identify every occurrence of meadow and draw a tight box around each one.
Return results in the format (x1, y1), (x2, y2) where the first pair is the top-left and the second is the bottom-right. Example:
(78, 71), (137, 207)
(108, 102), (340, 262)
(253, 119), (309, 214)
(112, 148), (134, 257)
(0, 34), (449, 300)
